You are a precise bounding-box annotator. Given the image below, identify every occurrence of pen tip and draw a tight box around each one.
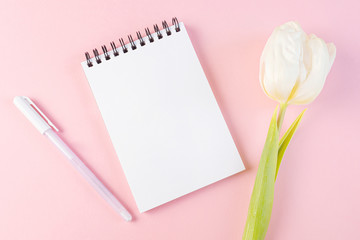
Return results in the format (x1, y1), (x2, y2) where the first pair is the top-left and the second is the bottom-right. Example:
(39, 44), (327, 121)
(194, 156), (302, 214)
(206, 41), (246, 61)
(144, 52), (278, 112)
(122, 213), (132, 222)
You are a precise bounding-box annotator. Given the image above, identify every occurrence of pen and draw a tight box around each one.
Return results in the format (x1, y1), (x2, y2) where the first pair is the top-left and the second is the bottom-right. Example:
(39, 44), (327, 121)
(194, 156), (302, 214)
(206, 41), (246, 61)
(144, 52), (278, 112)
(13, 96), (132, 222)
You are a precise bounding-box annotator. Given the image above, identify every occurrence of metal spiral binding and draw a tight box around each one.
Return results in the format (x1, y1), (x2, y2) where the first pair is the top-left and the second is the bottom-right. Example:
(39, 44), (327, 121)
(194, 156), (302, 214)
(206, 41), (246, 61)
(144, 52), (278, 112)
(85, 52), (93, 67)
(145, 27), (154, 42)
(110, 41), (119, 56)
(128, 35), (137, 50)
(162, 21), (171, 36)
(153, 24), (163, 39)
(119, 38), (128, 53)
(172, 17), (180, 32)
(136, 31), (145, 46)
(101, 45), (110, 60)
(85, 17), (181, 67)
(93, 49), (101, 64)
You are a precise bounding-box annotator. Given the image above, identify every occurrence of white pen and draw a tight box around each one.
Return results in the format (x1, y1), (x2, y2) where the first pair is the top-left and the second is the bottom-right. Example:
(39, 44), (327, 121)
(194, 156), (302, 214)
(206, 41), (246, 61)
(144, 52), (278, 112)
(13, 96), (132, 222)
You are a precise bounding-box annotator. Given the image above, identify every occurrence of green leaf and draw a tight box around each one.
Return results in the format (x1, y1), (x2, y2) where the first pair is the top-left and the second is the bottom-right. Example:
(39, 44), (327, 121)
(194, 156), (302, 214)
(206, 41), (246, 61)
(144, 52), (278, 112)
(275, 109), (306, 180)
(242, 108), (279, 240)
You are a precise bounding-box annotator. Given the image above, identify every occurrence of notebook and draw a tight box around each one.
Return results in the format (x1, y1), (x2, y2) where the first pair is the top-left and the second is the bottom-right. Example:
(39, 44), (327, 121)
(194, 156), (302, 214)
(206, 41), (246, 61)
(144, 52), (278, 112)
(81, 18), (245, 213)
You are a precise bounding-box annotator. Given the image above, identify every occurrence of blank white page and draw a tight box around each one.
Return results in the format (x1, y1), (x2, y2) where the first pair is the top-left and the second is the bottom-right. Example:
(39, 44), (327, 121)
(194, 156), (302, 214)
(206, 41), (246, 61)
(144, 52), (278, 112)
(81, 22), (245, 213)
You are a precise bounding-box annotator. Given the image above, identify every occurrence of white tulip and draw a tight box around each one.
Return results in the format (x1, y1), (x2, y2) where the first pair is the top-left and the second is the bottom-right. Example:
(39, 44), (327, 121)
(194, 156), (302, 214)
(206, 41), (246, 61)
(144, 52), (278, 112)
(260, 21), (336, 105)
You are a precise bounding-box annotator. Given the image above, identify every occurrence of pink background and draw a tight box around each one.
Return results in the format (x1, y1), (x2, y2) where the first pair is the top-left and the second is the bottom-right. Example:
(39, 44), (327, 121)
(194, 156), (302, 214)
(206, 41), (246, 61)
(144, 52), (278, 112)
(1, 0), (359, 239)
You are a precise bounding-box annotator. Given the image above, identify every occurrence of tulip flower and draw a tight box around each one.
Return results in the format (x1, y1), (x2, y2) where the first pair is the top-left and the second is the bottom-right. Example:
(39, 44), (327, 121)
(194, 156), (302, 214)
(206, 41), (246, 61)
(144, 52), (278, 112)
(243, 21), (335, 240)
(259, 21), (336, 128)
(260, 21), (336, 106)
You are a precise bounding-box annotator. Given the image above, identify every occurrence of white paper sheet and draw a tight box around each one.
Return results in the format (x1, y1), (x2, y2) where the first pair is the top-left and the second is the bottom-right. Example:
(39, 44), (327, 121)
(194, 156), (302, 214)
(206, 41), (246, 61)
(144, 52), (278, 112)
(81, 23), (245, 212)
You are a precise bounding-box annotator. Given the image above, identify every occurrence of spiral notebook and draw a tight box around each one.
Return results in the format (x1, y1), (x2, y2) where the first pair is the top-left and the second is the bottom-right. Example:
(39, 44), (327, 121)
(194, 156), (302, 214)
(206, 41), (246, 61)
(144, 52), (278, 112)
(81, 18), (245, 213)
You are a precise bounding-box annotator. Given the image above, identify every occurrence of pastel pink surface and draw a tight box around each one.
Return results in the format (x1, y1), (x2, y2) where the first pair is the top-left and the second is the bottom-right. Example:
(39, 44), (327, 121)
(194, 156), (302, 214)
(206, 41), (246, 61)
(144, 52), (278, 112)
(0, 0), (359, 239)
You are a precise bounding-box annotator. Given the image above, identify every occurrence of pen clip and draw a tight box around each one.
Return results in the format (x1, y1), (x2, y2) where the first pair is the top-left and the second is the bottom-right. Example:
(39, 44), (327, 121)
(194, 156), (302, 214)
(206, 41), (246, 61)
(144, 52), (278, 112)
(23, 97), (59, 132)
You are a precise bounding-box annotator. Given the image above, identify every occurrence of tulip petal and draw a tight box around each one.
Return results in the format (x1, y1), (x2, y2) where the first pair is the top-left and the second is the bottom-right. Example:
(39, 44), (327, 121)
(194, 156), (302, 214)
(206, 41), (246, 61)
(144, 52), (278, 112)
(327, 43), (336, 70)
(288, 35), (336, 105)
(260, 22), (307, 103)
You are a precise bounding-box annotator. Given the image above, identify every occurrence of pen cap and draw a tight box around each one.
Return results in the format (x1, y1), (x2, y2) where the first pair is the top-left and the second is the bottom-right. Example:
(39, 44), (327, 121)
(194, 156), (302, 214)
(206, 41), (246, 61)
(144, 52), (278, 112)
(13, 96), (59, 134)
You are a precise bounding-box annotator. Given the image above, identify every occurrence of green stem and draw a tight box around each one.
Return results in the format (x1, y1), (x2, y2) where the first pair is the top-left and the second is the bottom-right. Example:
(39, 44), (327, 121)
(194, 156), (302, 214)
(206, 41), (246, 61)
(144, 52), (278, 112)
(277, 103), (288, 131)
